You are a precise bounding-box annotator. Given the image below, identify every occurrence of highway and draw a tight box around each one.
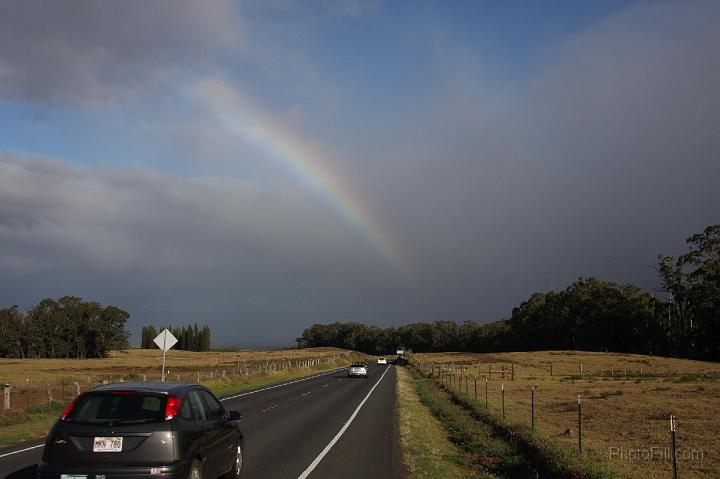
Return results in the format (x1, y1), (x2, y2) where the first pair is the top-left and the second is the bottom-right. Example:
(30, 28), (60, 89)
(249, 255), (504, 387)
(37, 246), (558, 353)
(0, 364), (404, 479)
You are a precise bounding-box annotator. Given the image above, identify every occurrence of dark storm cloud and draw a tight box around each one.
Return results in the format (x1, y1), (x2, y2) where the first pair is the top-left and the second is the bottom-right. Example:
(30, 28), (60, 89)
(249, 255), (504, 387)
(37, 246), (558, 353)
(0, 154), (402, 346)
(343, 1), (720, 319)
(0, 0), (241, 101)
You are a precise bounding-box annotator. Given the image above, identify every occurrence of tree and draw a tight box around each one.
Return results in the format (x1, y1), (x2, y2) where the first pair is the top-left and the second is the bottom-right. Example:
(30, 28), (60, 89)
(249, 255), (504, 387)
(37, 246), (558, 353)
(658, 224), (720, 360)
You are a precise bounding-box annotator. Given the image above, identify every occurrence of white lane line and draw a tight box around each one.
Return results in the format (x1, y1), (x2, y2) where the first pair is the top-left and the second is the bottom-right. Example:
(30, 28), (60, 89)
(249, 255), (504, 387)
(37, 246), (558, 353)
(0, 367), (345, 460)
(0, 443), (44, 459)
(221, 367), (344, 401)
(296, 366), (392, 479)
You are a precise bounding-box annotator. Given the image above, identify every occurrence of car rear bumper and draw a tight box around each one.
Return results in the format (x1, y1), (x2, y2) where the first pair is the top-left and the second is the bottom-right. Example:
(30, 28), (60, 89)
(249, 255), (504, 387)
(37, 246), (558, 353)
(347, 372), (367, 377)
(37, 461), (191, 479)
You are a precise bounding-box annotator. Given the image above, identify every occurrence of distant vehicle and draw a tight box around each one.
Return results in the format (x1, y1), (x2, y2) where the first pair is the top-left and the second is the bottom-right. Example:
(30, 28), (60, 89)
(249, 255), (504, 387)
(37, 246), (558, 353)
(37, 382), (244, 479)
(377, 357), (387, 365)
(347, 362), (368, 378)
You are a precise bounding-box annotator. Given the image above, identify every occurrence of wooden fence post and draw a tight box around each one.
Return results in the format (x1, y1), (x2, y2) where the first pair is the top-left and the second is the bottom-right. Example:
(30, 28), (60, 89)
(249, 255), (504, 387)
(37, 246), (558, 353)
(485, 376), (488, 408)
(501, 383), (505, 419)
(46, 384), (53, 403)
(671, 415), (678, 479)
(578, 394), (582, 454)
(3, 383), (10, 412)
(531, 386), (535, 430)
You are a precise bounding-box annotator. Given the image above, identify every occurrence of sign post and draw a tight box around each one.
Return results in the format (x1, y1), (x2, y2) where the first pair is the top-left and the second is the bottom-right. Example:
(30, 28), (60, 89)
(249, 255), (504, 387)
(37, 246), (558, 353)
(153, 329), (178, 382)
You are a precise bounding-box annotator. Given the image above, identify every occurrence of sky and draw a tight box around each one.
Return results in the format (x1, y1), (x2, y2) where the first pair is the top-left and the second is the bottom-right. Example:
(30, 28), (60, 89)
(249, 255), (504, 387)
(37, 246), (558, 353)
(1, 0), (718, 348)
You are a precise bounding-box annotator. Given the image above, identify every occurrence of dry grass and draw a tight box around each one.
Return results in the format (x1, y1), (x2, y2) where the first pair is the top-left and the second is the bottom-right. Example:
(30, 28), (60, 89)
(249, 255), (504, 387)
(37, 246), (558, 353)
(0, 347), (351, 385)
(414, 351), (720, 479)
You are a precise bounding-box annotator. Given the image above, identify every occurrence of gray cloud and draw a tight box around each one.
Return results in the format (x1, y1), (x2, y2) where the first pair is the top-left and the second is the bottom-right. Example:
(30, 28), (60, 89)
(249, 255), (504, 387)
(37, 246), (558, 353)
(0, 0), (241, 101)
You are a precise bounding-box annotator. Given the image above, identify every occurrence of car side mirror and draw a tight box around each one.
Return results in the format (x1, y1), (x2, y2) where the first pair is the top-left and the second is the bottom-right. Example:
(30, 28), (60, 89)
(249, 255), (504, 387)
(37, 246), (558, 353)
(227, 410), (242, 421)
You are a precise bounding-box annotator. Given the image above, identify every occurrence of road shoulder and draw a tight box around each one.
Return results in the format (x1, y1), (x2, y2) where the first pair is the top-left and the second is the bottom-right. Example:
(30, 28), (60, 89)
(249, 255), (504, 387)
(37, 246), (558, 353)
(396, 366), (482, 479)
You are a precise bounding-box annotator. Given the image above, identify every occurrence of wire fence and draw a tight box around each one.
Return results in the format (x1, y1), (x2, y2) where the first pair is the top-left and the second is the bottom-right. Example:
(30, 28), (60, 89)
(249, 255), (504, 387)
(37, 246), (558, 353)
(410, 357), (716, 479)
(1, 353), (347, 415)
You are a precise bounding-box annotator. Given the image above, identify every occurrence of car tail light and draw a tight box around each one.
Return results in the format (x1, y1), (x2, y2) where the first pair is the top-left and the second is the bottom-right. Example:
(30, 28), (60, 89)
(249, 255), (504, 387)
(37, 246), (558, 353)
(60, 394), (84, 421)
(165, 394), (181, 420)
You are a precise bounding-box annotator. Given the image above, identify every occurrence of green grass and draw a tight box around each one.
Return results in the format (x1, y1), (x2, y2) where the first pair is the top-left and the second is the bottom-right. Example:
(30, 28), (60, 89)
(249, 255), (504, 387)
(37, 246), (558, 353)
(397, 366), (488, 478)
(409, 365), (620, 479)
(0, 402), (65, 448)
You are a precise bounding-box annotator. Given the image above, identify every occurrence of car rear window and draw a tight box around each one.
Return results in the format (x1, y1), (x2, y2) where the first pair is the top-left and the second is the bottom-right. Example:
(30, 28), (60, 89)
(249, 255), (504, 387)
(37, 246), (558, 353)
(351, 363), (366, 367)
(68, 393), (166, 425)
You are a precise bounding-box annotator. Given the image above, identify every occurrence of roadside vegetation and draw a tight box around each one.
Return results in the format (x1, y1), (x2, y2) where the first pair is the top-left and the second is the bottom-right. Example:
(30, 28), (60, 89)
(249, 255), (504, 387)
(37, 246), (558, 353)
(396, 366), (484, 478)
(413, 351), (720, 479)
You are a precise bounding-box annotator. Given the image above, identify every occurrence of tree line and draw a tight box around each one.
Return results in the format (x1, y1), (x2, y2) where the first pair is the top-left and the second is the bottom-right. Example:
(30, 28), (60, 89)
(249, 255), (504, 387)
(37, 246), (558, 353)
(299, 224), (720, 362)
(140, 323), (212, 351)
(0, 296), (130, 359)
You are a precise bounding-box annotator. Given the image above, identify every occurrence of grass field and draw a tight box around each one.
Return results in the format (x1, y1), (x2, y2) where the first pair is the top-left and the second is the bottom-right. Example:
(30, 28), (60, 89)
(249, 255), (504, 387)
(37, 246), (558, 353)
(0, 347), (363, 447)
(0, 347), (354, 385)
(412, 351), (720, 479)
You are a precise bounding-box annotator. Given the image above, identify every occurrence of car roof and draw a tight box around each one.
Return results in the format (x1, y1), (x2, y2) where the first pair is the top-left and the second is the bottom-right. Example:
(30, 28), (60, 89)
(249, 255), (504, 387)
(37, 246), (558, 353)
(89, 381), (200, 395)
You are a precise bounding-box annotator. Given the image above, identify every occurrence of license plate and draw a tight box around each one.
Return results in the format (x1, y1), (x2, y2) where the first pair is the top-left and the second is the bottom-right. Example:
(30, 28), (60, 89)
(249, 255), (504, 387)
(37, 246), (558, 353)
(93, 436), (123, 452)
(60, 475), (87, 479)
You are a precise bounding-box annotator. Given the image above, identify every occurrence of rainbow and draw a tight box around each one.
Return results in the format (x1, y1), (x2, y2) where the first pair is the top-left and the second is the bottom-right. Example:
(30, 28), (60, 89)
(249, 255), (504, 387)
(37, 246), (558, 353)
(196, 79), (407, 270)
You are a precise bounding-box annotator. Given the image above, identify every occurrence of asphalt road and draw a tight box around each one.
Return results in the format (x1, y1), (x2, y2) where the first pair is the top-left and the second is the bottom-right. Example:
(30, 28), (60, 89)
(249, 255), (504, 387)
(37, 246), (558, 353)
(0, 363), (405, 479)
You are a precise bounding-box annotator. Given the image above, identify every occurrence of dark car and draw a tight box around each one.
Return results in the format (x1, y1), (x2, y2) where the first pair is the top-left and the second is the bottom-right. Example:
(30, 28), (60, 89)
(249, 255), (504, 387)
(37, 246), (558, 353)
(37, 382), (244, 479)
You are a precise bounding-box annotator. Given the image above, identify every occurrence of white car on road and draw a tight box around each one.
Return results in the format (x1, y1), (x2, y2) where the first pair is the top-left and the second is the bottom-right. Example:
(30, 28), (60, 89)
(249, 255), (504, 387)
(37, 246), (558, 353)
(347, 362), (368, 378)
(377, 357), (387, 365)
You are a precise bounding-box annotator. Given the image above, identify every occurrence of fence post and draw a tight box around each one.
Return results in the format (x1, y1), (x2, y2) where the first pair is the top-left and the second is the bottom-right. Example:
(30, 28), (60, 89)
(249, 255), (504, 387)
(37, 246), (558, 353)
(531, 386), (535, 430)
(671, 415), (678, 479)
(511, 364), (515, 381)
(485, 376), (488, 408)
(74, 382), (80, 396)
(579, 363), (583, 375)
(474, 376), (477, 400)
(488, 364), (491, 380)
(578, 394), (582, 454)
(465, 376), (468, 396)
(3, 383), (10, 412)
(143, 374), (147, 382)
(550, 363), (553, 376)
(46, 384), (53, 403)
(25, 378), (30, 411)
(501, 383), (505, 419)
